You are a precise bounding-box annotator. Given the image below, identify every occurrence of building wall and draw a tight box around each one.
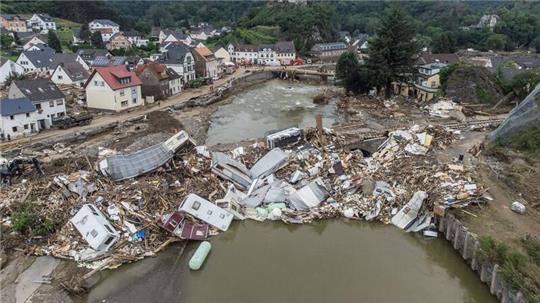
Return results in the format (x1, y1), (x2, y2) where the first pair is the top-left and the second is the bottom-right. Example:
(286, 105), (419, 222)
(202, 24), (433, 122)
(214, 48), (231, 63)
(8, 84), (66, 129)
(51, 65), (86, 86)
(86, 73), (142, 111)
(0, 111), (38, 139)
(0, 60), (24, 85)
(1, 17), (28, 32)
(169, 78), (182, 96)
(29, 15), (56, 31)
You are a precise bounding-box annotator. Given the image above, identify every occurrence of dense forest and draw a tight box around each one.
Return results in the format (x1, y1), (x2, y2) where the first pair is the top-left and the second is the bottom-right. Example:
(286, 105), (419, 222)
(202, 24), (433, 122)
(2, 1), (540, 54)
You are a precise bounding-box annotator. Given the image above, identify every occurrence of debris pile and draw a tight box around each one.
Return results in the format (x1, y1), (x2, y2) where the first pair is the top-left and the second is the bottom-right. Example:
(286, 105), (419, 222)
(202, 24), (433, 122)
(0, 124), (491, 273)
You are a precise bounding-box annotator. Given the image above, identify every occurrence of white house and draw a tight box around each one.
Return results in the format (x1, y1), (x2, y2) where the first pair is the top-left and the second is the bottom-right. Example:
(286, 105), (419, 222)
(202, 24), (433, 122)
(161, 30), (192, 46)
(178, 194), (234, 231)
(0, 58), (24, 86)
(22, 36), (46, 50)
(228, 41), (296, 66)
(16, 46), (56, 73)
(51, 62), (90, 87)
(227, 43), (258, 65)
(28, 14), (56, 33)
(124, 30), (148, 47)
(70, 204), (120, 251)
(167, 68), (182, 96)
(0, 97), (38, 140)
(8, 79), (66, 129)
(84, 65), (143, 112)
(258, 44), (278, 65)
(157, 44), (196, 86)
(213, 47), (231, 64)
(48, 53), (90, 74)
(89, 19), (120, 42)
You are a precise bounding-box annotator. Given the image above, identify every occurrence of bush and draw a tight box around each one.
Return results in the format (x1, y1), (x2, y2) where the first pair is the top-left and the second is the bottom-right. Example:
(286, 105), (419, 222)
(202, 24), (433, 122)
(497, 127), (540, 157)
(11, 202), (55, 236)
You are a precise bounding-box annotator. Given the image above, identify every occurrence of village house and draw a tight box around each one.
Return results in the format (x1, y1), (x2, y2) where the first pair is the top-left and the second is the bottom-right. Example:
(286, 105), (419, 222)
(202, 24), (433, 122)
(0, 97), (38, 140)
(192, 46), (220, 79)
(124, 30), (148, 47)
(72, 28), (84, 45)
(310, 42), (348, 61)
(89, 19), (120, 42)
(51, 62), (90, 87)
(8, 79), (66, 129)
(27, 13), (56, 33)
(22, 36), (46, 50)
(48, 53), (90, 74)
(213, 47), (231, 64)
(107, 32), (132, 50)
(24, 43), (50, 52)
(0, 58), (24, 87)
(16, 46), (56, 73)
(161, 29), (192, 45)
(84, 65), (143, 112)
(228, 41), (296, 66)
(157, 43), (196, 86)
(0, 14), (28, 32)
(135, 62), (181, 100)
(393, 62), (447, 102)
(91, 56), (128, 68)
(417, 52), (460, 65)
(76, 49), (111, 66)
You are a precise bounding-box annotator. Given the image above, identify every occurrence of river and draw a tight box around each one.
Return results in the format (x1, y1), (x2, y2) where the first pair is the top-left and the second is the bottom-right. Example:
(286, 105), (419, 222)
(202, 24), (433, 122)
(84, 80), (497, 303)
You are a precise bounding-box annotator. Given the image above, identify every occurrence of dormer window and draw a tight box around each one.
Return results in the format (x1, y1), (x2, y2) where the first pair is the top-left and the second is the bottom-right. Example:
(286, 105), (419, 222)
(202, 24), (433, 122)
(119, 77), (131, 84)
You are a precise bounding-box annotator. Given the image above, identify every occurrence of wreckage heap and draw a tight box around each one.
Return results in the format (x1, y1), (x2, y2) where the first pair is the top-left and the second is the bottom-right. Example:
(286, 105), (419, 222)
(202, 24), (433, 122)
(0, 124), (491, 273)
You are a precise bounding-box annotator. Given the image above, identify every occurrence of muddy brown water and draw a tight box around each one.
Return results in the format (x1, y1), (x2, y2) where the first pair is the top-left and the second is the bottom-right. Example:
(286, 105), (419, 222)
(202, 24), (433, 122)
(84, 81), (496, 303)
(85, 220), (496, 303)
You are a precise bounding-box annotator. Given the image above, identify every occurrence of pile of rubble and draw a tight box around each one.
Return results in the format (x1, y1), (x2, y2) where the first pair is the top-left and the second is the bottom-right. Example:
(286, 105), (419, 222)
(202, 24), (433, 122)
(0, 123), (491, 273)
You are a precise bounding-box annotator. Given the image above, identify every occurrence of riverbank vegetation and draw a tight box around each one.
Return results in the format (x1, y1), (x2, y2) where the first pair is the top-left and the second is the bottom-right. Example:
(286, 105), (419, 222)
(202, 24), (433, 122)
(476, 235), (540, 302)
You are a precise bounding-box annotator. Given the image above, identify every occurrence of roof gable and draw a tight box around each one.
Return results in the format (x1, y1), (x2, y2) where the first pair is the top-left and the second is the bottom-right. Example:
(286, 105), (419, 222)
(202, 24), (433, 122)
(0, 97), (36, 116)
(12, 79), (64, 102)
(88, 65), (142, 90)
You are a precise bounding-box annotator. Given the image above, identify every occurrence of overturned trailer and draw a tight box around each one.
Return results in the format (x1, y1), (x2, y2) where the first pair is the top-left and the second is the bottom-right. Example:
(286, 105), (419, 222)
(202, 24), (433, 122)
(99, 131), (194, 181)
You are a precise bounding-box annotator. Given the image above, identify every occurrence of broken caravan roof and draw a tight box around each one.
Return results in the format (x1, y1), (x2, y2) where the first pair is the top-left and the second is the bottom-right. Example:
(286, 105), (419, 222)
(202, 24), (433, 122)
(99, 131), (194, 181)
(249, 148), (289, 179)
(211, 152), (252, 190)
(179, 194), (234, 231)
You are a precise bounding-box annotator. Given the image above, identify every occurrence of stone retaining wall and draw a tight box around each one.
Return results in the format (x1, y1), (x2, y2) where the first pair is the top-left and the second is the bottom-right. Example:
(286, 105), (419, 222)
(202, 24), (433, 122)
(439, 214), (525, 303)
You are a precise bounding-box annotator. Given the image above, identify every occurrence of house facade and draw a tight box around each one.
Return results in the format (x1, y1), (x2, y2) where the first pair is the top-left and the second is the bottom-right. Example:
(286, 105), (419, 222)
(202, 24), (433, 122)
(51, 62), (90, 87)
(89, 19), (120, 42)
(228, 41), (296, 65)
(393, 62), (447, 102)
(0, 58), (24, 86)
(28, 14), (56, 33)
(125, 30), (148, 47)
(107, 32), (132, 50)
(22, 36), (46, 50)
(76, 49), (111, 66)
(8, 79), (66, 129)
(192, 46), (219, 79)
(135, 62), (176, 100)
(157, 44), (196, 85)
(0, 14), (28, 32)
(311, 42), (348, 61)
(84, 65), (143, 112)
(0, 97), (38, 139)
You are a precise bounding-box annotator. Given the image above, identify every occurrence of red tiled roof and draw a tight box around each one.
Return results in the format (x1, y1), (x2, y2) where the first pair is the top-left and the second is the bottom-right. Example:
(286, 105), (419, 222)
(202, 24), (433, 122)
(135, 63), (169, 80)
(98, 28), (113, 34)
(89, 65), (142, 90)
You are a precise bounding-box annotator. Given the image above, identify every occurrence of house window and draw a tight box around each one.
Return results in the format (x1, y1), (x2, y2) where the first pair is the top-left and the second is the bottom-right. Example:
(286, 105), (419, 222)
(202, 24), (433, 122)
(26, 113), (30, 117)
(57, 75), (63, 80)
(191, 201), (201, 210)
(49, 101), (54, 107)
(36, 104), (42, 110)
(57, 99), (63, 106)
(207, 210), (213, 215)
(90, 229), (98, 238)
(24, 124), (29, 130)
(121, 101), (128, 107)
(131, 87), (137, 103)
(104, 236), (115, 245)
(12, 126), (17, 132)
(10, 115), (14, 120)
(120, 89), (125, 96)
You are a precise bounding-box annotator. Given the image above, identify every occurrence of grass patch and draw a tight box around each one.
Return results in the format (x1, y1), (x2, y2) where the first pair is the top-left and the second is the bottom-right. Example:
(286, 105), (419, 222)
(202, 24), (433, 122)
(11, 201), (56, 237)
(476, 236), (540, 302)
(54, 18), (81, 29)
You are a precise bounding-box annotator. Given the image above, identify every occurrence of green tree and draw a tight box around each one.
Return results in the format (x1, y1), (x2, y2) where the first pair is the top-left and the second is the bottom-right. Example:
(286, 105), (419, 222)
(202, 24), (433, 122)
(336, 52), (360, 92)
(91, 31), (104, 48)
(80, 22), (91, 41)
(1, 34), (14, 50)
(486, 34), (507, 50)
(134, 20), (151, 36)
(534, 36), (540, 53)
(432, 32), (456, 53)
(47, 31), (62, 52)
(365, 6), (420, 97)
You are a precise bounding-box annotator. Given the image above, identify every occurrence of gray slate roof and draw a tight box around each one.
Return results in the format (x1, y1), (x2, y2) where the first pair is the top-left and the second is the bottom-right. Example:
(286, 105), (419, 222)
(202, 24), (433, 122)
(275, 41), (295, 53)
(0, 97), (36, 116)
(21, 47), (56, 68)
(12, 79), (64, 102)
(311, 42), (347, 52)
(49, 53), (80, 69)
(57, 62), (90, 82)
(76, 49), (110, 62)
(167, 67), (181, 80)
(158, 44), (191, 64)
(35, 14), (53, 22)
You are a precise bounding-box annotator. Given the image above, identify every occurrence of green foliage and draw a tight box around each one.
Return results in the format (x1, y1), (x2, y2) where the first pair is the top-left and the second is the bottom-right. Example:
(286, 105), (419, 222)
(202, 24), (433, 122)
(80, 22), (91, 41)
(90, 31), (104, 49)
(497, 127), (540, 157)
(439, 64), (459, 93)
(535, 37), (540, 53)
(476, 236), (540, 300)
(365, 6), (420, 96)
(207, 28), (277, 48)
(432, 32), (456, 53)
(134, 20), (151, 36)
(1, 34), (14, 50)
(521, 236), (540, 266)
(486, 34), (508, 51)
(336, 52), (359, 81)
(146, 5), (174, 28)
(475, 87), (495, 103)
(12, 202), (55, 237)
(510, 69), (540, 100)
(47, 31), (62, 52)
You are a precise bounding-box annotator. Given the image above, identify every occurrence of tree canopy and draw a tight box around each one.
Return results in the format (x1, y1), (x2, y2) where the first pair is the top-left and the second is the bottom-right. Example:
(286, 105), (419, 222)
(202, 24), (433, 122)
(47, 31), (62, 52)
(90, 31), (104, 48)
